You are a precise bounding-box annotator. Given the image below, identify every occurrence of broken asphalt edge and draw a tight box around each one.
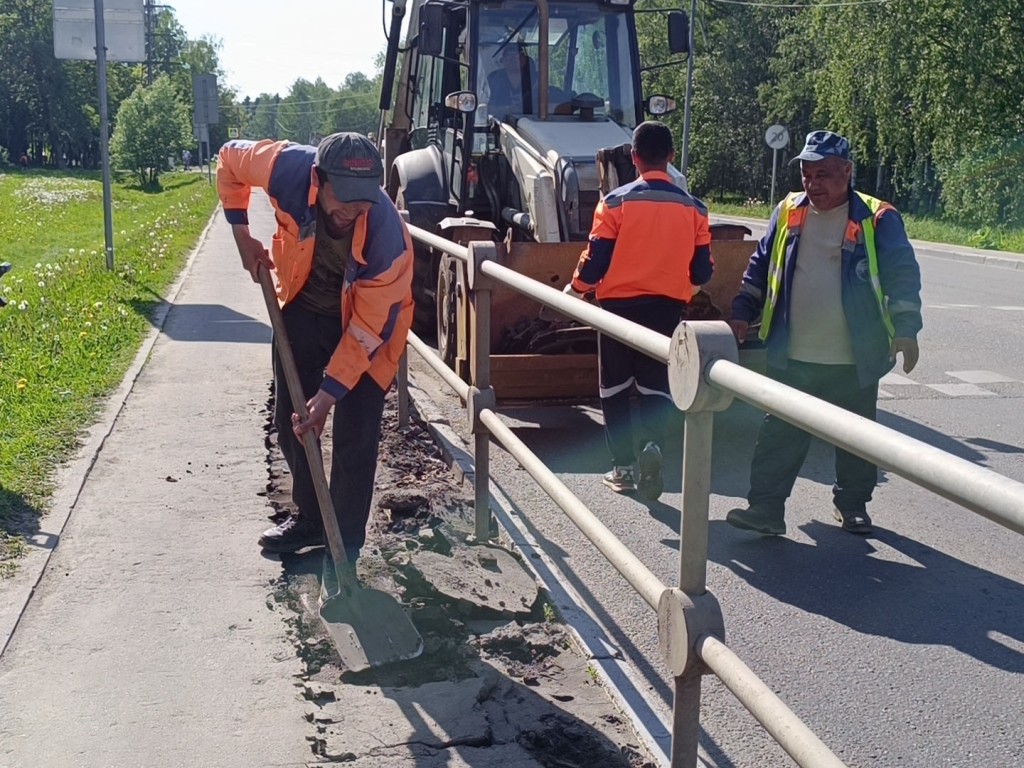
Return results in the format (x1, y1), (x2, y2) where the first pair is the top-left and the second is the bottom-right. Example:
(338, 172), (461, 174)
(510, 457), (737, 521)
(406, 364), (700, 768)
(0, 207), (223, 659)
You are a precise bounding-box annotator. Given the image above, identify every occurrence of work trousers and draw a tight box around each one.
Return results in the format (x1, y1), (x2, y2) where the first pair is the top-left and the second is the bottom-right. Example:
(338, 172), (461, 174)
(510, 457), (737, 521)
(272, 302), (386, 553)
(598, 298), (684, 466)
(748, 360), (878, 516)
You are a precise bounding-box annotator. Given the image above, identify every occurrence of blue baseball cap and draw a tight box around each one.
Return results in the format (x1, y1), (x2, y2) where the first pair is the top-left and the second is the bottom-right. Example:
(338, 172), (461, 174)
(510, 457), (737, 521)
(792, 130), (850, 163)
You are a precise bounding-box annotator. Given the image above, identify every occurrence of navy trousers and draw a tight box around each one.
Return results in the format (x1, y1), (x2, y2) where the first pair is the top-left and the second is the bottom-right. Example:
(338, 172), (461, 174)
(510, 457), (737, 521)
(272, 302), (386, 552)
(748, 361), (878, 516)
(598, 298), (684, 466)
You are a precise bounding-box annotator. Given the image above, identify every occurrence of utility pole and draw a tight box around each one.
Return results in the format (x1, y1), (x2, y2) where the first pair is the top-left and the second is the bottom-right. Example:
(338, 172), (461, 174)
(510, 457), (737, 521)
(94, 0), (115, 270)
(680, 0), (698, 177)
(144, 0), (152, 84)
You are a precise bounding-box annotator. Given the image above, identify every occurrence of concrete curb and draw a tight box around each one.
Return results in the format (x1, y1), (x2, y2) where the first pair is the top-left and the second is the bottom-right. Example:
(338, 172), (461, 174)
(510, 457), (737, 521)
(0, 206), (222, 657)
(405, 363), (714, 768)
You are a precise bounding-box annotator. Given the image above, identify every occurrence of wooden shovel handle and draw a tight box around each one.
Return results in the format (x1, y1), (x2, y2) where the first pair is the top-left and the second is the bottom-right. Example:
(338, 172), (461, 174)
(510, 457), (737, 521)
(257, 266), (351, 569)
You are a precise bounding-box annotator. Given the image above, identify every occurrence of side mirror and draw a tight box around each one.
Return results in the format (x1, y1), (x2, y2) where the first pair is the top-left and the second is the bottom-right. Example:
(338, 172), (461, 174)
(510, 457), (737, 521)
(668, 11), (689, 55)
(444, 91), (478, 114)
(646, 95), (677, 116)
(419, 4), (445, 57)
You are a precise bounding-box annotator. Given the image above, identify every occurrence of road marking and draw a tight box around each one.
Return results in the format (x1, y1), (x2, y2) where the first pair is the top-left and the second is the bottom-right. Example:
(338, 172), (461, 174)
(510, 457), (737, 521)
(928, 303), (1024, 311)
(946, 370), (1017, 384)
(925, 382), (998, 397)
(880, 372), (919, 386)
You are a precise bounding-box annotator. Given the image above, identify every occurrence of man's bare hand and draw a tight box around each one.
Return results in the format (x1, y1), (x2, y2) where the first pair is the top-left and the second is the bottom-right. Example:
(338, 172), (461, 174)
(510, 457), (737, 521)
(292, 390), (337, 440)
(889, 337), (920, 373)
(728, 319), (749, 345)
(231, 225), (273, 282)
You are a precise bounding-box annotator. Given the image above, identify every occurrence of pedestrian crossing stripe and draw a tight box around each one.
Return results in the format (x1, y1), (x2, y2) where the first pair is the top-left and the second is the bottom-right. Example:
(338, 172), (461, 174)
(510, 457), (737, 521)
(878, 370), (1022, 399)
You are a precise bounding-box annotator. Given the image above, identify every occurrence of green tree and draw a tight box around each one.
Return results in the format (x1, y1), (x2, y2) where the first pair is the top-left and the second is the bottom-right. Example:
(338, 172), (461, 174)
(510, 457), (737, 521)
(110, 75), (192, 186)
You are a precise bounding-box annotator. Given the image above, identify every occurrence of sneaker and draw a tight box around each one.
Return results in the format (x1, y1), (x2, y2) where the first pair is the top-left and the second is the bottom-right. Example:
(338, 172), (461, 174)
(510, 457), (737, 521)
(832, 505), (873, 535)
(258, 513), (324, 553)
(637, 442), (664, 501)
(603, 466), (636, 494)
(725, 506), (786, 536)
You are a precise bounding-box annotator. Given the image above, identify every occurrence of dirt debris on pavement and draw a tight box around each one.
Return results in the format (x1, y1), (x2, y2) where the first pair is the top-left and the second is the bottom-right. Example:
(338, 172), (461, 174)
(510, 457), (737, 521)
(260, 386), (657, 767)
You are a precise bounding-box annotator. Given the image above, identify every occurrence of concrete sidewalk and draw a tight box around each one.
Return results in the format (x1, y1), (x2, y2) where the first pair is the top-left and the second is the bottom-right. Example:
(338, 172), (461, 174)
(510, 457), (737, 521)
(0, 196), (657, 768)
(0, 198), (311, 766)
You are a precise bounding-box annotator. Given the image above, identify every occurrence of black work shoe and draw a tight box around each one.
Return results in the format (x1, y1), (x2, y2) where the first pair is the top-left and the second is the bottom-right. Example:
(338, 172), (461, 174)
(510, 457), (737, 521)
(726, 506), (786, 536)
(637, 442), (664, 501)
(259, 513), (324, 553)
(832, 506), (873, 535)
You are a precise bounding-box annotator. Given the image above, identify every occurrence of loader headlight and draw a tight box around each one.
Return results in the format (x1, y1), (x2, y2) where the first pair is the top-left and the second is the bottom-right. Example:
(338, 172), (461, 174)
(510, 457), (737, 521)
(646, 95), (677, 116)
(445, 91), (478, 114)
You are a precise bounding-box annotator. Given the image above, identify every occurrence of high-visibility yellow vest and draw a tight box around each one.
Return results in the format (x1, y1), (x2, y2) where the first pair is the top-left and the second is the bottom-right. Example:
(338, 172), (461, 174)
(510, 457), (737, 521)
(759, 192), (896, 342)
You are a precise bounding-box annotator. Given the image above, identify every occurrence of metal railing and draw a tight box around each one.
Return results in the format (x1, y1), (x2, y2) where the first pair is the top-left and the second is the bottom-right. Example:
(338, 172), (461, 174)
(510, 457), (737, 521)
(395, 231), (1024, 768)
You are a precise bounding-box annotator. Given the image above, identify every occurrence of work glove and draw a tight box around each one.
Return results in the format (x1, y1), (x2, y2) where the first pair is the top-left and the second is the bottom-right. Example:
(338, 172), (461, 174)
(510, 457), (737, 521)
(562, 284), (585, 299)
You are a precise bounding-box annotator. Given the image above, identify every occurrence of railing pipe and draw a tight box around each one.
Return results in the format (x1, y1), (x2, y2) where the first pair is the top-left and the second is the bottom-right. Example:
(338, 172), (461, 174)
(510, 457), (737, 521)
(481, 260), (671, 363)
(698, 634), (848, 768)
(707, 359), (1024, 536)
(406, 224), (470, 262)
(407, 332), (470, 401)
(478, 409), (666, 610)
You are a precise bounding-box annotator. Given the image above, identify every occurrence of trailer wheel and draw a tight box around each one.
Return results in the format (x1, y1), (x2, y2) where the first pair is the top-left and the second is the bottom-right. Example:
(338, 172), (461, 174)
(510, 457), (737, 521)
(436, 255), (458, 368)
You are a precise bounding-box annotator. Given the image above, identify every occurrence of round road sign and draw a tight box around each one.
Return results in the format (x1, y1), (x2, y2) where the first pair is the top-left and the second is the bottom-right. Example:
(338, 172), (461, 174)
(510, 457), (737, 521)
(765, 124), (789, 150)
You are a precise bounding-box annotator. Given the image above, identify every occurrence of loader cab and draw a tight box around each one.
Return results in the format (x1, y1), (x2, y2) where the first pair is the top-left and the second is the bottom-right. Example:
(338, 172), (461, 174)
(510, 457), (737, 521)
(400, 0), (647, 232)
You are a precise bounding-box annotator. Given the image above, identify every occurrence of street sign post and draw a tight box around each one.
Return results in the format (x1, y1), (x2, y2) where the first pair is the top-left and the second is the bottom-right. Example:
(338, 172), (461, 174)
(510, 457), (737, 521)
(765, 124), (789, 209)
(192, 73), (219, 183)
(54, 0), (146, 270)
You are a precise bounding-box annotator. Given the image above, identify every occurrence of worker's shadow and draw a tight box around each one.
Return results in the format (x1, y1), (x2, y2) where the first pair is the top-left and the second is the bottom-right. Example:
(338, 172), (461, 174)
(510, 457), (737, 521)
(707, 520), (1024, 673)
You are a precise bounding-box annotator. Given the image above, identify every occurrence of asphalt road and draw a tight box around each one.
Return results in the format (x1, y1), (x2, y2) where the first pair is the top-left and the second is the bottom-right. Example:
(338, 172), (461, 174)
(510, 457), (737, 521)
(416, 236), (1024, 767)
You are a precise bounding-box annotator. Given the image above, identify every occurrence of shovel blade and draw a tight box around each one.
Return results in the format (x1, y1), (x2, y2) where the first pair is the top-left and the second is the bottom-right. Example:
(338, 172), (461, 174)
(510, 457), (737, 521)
(319, 587), (423, 672)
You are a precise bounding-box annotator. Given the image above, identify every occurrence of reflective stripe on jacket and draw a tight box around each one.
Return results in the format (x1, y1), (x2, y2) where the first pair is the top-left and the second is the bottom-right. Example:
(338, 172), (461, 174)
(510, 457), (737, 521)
(732, 189), (922, 386)
(217, 139), (414, 398)
(571, 170), (712, 302)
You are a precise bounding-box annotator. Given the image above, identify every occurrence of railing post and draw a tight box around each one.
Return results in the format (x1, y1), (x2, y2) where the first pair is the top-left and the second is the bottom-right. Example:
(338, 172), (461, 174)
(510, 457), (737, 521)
(466, 242), (499, 541)
(660, 321), (738, 766)
(397, 347), (409, 428)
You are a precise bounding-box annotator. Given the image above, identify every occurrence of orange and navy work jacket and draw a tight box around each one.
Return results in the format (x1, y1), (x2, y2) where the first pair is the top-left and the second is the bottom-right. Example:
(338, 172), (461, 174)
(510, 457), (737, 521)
(217, 139), (414, 400)
(571, 170), (712, 302)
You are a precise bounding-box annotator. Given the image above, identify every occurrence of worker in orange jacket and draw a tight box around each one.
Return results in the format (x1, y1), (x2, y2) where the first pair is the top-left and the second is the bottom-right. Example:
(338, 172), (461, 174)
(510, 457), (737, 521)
(567, 121), (712, 500)
(218, 132), (413, 564)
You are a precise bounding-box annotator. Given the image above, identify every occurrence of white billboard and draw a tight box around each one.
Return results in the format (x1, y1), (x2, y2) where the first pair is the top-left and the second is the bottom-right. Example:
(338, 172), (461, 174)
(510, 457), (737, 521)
(53, 0), (146, 63)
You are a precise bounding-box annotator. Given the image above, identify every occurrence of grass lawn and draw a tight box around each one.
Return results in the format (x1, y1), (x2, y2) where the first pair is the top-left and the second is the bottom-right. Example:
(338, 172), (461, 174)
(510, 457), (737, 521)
(708, 199), (1024, 254)
(0, 169), (218, 576)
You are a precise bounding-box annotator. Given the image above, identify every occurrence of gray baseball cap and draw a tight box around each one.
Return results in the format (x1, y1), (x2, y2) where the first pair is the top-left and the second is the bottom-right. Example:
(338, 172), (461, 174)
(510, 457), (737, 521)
(315, 132), (383, 203)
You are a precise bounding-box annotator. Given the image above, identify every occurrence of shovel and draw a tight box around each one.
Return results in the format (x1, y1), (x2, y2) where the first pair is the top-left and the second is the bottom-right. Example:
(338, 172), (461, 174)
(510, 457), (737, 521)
(257, 266), (423, 671)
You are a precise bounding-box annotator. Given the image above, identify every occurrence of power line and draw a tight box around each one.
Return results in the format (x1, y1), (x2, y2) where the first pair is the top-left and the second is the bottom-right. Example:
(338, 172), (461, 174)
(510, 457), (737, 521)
(707, 0), (891, 7)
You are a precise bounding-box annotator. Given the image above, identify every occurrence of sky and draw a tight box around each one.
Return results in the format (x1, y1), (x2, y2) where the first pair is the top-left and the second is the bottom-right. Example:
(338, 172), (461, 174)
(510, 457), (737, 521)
(167, 1), (397, 100)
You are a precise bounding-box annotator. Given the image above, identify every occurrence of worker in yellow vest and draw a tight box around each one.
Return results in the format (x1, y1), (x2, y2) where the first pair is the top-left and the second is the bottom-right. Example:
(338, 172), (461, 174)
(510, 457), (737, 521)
(727, 130), (922, 536)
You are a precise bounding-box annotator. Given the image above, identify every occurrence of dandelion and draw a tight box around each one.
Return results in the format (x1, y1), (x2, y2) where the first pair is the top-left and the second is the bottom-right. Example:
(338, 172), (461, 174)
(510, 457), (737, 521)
(16, 378), (27, 390)
(79, 249), (85, 255)
(35, 262), (42, 269)
(90, 250), (97, 256)
(37, 281), (45, 288)
(84, 321), (92, 328)
(79, 331), (87, 339)
(93, 301), (103, 309)
(68, 248), (75, 254)
(17, 300), (28, 311)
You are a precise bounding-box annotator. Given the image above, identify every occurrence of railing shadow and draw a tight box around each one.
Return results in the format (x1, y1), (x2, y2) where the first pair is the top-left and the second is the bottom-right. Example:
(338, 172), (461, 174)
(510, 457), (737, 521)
(708, 519), (1024, 673)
